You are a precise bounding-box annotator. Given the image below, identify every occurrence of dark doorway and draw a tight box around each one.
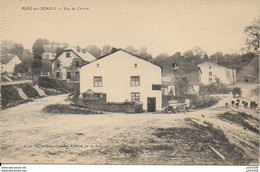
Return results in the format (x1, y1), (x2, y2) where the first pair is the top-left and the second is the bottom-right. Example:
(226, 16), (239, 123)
(147, 97), (156, 112)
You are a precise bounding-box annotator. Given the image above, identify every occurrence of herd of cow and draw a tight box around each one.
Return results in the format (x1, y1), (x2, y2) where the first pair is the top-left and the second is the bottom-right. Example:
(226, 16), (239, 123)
(226, 99), (259, 110)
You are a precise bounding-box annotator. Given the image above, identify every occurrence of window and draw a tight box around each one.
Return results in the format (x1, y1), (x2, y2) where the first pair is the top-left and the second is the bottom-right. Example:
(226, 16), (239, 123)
(131, 76), (140, 86)
(1, 66), (4, 69)
(97, 63), (100, 67)
(131, 92), (140, 103)
(66, 72), (71, 79)
(66, 52), (70, 57)
(172, 62), (178, 69)
(209, 66), (212, 69)
(152, 84), (161, 90)
(94, 93), (103, 98)
(75, 71), (80, 79)
(134, 63), (137, 68)
(75, 61), (80, 67)
(209, 78), (212, 83)
(55, 72), (60, 78)
(209, 71), (212, 76)
(94, 76), (102, 87)
(56, 63), (60, 67)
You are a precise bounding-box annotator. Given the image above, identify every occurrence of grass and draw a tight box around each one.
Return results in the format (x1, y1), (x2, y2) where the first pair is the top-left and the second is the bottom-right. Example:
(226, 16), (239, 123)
(218, 112), (259, 134)
(152, 118), (250, 165)
(43, 104), (103, 115)
(21, 84), (40, 98)
(1, 85), (24, 108)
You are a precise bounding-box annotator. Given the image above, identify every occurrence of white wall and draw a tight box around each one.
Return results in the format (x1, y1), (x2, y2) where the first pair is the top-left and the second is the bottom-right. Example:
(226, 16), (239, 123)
(5, 56), (21, 74)
(198, 62), (236, 85)
(80, 50), (162, 111)
(52, 51), (81, 80)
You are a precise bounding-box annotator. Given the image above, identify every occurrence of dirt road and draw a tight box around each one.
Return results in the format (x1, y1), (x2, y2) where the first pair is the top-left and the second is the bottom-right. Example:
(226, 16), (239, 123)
(1, 84), (259, 165)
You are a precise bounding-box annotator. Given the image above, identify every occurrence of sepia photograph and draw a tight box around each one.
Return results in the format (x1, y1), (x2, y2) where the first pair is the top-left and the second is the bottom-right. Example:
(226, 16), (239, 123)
(0, 0), (259, 170)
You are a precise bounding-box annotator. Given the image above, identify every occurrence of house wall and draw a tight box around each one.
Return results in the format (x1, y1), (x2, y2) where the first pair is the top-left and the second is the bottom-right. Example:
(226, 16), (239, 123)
(42, 52), (55, 60)
(1, 65), (6, 73)
(52, 50), (85, 81)
(4, 56), (21, 74)
(80, 51), (162, 111)
(198, 62), (236, 85)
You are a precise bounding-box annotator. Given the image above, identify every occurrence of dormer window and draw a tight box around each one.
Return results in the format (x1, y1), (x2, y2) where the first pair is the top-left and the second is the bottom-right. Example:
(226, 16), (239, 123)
(56, 62), (60, 68)
(172, 62), (178, 69)
(75, 61), (80, 67)
(66, 52), (70, 57)
(134, 63), (137, 68)
(82, 49), (86, 53)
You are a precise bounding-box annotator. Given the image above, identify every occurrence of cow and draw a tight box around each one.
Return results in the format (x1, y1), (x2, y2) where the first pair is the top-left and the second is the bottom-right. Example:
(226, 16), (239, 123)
(231, 100), (235, 107)
(244, 102), (248, 109)
(235, 102), (239, 109)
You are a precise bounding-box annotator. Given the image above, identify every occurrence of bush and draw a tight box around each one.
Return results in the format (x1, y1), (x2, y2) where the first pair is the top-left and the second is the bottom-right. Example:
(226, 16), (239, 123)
(39, 76), (68, 93)
(1, 85), (24, 107)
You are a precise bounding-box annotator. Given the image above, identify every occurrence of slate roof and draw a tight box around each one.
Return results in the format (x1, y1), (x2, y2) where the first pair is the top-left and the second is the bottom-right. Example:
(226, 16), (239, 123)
(82, 48), (162, 69)
(1, 54), (18, 64)
(53, 46), (96, 62)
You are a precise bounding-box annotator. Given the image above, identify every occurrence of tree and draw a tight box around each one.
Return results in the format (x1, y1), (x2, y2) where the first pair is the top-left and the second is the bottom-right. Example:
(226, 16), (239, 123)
(174, 77), (190, 97)
(244, 20), (260, 55)
(153, 53), (170, 65)
(125, 46), (138, 54)
(210, 52), (224, 62)
(31, 39), (50, 75)
(138, 47), (153, 62)
(32, 39), (50, 57)
(14, 61), (30, 73)
(202, 53), (209, 61)
(9, 43), (24, 57)
(1, 40), (13, 55)
(183, 47), (204, 64)
(86, 45), (102, 58)
(101, 45), (112, 56)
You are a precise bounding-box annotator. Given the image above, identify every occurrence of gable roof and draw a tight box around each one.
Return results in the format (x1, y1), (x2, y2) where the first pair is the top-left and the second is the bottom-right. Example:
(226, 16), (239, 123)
(82, 48), (161, 69)
(198, 61), (234, 70)
(52, 46), (96, 62)
(1, 54), (19, 64)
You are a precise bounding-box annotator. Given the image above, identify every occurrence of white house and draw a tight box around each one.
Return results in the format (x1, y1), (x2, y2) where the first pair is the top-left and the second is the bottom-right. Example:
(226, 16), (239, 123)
(0, 54), (21, 74)
(52, 46), (96, 81)
(80, 49), (162, 112)
(198, 61), (236, 85)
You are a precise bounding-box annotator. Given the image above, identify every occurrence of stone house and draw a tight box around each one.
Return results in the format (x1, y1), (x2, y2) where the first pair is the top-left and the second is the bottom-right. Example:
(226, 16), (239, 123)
(80, 48), (162, 112)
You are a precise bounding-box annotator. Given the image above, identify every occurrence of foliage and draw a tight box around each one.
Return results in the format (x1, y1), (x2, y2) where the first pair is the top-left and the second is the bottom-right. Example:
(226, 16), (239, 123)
(174, 77), (190, 97)
(31, 39), (50, 75)
(1, 40), (24, 57)
(153, 53), (170, 65)
(14, 61), (30, 73)
(243, 20), (260, 55)
(101, 45), (112, 56)
(86, 45), (102, 58)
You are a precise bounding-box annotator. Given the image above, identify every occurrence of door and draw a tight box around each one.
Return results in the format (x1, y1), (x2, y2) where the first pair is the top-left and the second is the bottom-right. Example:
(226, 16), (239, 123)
(147, 97), (156, 112)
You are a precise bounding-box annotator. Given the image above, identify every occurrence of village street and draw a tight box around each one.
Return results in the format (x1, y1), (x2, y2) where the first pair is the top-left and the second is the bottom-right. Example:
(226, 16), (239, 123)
(1, 84), (259, 165)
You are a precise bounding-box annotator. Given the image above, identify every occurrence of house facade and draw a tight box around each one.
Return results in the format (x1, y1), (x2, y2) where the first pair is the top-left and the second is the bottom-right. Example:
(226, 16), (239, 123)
(198, 61), (236, 85)
(52, 46), (96, 81)
(160, 53), (201, 96)
(80, 49), (162, 112)
(0, 54), (21, 74)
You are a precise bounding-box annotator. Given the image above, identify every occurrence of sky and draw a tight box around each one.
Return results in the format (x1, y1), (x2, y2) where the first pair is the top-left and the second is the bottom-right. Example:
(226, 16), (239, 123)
(1, 0), (259, 57)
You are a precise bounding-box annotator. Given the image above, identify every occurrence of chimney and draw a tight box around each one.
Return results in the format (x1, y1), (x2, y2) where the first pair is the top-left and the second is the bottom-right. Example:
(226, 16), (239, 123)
(111, 47), (118, 53)
(76, 45), (81, 52)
